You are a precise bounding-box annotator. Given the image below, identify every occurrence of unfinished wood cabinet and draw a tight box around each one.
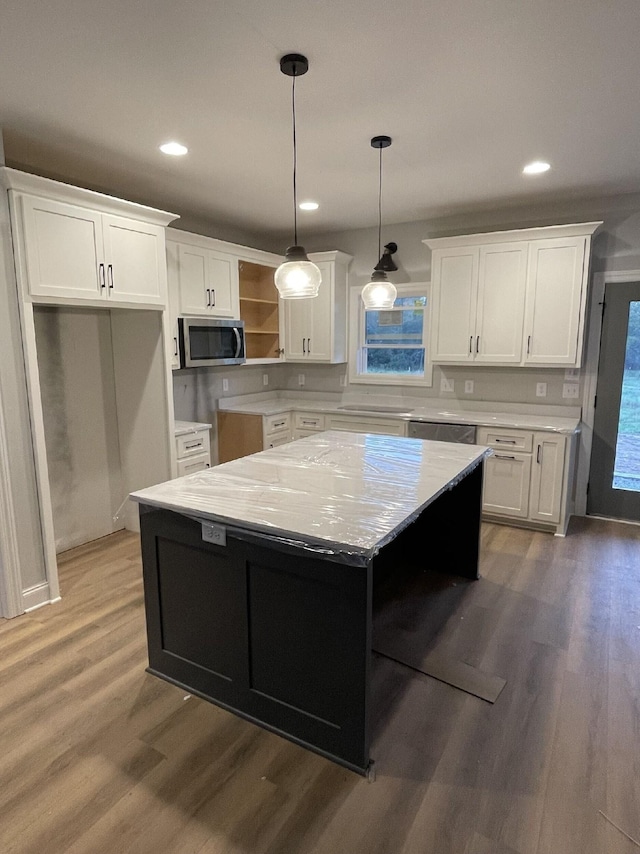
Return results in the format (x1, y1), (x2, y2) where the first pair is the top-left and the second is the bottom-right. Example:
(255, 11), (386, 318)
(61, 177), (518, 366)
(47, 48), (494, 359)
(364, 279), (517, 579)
(217, 411), (292, 463)
(238, 259), (282, 362)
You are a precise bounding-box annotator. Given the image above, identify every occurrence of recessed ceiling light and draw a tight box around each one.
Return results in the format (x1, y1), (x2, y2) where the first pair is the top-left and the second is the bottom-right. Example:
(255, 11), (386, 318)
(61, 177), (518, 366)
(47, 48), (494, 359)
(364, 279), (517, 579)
(299, 201), (319, 211)
(160, 141), (188, 156)
(523, 160), (551, 175)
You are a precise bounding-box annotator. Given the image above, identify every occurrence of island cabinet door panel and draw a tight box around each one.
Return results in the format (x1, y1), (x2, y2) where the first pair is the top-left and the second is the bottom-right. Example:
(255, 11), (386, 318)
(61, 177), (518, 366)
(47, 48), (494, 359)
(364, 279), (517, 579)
(140, 510), (249, 708)
(243, 545), (372, 772)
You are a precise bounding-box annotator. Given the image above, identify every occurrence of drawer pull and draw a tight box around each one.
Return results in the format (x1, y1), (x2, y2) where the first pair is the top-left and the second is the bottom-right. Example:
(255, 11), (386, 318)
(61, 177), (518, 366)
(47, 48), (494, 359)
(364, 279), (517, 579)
(184, 441), (202, 450)
(495, 454), (516, 460)
(495, 438), (517, 444)
(537, 444), (542, 463)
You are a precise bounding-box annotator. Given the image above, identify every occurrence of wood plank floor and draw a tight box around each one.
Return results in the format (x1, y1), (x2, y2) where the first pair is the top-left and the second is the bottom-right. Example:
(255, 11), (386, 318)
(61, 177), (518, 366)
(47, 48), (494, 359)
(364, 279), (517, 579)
(1, 517), (640, 854)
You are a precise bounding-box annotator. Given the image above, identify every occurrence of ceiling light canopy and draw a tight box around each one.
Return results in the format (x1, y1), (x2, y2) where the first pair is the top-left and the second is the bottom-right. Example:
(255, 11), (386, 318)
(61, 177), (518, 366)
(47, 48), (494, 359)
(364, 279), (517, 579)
(274, 54), (322, 299)
(362, 136), (397, 310)
(160, 141), (188, 156)
(523, 160), (551, 175)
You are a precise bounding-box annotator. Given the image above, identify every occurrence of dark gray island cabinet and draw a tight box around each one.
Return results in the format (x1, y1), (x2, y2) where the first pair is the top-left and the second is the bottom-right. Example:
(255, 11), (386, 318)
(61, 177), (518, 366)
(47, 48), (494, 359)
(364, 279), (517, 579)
(130, 430), (491, 777)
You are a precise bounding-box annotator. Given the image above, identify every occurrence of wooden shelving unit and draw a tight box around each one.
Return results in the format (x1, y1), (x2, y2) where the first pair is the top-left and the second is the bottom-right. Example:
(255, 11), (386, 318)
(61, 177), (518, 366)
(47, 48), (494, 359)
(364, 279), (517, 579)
(239, 260), (281, 360)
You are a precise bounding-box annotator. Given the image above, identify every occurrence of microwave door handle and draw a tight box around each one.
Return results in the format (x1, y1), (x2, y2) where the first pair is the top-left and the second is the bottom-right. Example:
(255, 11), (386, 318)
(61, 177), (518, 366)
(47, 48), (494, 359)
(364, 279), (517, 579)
(233, 326), (242, 358)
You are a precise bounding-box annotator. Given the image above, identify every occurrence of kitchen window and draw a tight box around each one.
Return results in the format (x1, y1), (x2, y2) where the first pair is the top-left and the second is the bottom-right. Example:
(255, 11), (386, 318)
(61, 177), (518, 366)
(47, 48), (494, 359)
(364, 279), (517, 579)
(348, 283), (433, 386)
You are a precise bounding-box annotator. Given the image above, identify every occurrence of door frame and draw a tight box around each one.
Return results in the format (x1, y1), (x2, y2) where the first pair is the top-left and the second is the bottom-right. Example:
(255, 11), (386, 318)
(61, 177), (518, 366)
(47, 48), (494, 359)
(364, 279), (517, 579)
(575, 268), (640, 518)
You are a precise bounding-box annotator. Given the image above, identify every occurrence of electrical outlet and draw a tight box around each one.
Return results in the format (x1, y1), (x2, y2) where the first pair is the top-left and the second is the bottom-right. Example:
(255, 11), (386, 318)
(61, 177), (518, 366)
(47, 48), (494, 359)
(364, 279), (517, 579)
(201, 522), (226, 546)
(340, 374), (347, 387)
(440, 377), (454, 393)
(563, 382), (580, 399)
(464, 380), (474, 394)
(222, 378), (229, 392)
(263, 373), (269, 386)
(564, 368), (579, 380)
(536, 382), (547, 397)
(298, 373), (305, 386)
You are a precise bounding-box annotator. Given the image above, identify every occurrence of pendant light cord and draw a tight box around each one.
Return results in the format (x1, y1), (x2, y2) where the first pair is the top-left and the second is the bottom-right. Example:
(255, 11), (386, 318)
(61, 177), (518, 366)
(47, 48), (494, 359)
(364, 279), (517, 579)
(292, 71), (298, 246)
(377, 144), (383, 259)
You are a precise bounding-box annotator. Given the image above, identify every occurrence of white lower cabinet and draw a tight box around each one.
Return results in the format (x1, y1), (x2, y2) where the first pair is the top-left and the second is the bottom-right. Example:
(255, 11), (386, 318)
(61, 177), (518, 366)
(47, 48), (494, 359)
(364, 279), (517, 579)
(174, 421), (212, 477)
(325, 414), (407, 437)
(292, 412), (326, 440)
(477, 426), (567, 532)
(263, 412), (292, 449)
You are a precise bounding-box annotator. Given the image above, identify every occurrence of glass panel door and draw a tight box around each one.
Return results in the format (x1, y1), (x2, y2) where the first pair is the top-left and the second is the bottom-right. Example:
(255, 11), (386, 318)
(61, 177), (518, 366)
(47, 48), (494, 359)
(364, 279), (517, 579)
(588, 281), (640, 521)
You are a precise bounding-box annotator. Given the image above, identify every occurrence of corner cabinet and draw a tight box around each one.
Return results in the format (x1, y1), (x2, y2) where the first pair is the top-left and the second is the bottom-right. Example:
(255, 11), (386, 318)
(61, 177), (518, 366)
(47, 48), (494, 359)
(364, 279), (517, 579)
(7, 169), (177, 308)
(283, 251), (353, 363)
(424, 222), (601, 368)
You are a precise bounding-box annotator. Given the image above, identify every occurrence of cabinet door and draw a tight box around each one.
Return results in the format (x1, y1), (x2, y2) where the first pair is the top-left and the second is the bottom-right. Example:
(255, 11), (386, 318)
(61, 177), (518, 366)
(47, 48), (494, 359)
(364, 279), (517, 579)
(307, 260), (333, 361)
(475, 242), (527, 363)
(208, 249), (240, 318)
(20, 195), (104, 300)
(284, 297), (311, 360)
(178, 244), (209, 315)
(325, 415), (407, 436)
(102, 215), (165, 305)
(165, 242), (181, 369)
(482, 452), (531, 518)
(430, 247), (478, 362)
(529, 433), (565, 524)
(523, 237), (587, 365)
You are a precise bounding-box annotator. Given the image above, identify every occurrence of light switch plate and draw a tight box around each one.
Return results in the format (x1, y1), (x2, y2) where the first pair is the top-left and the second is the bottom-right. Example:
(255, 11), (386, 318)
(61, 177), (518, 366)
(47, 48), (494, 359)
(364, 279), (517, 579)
(536, 382), (547, 397)
(298, 374), (305, 386)
(441, 377), (454, 393)
(222, 378), (229, 392)
(340, 374), (347, 387)
(464, 380), (474, 394)
(263, 373), (269, 386)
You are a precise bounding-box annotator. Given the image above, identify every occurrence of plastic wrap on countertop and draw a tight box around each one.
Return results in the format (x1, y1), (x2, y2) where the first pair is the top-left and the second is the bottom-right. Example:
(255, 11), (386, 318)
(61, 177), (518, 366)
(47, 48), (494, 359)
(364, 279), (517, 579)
(130, 430), (493, 567)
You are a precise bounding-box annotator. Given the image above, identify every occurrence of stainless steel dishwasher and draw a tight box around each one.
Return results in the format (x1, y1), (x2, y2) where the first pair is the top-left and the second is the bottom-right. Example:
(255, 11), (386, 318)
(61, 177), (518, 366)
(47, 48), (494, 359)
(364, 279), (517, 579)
(408, 420), (477, 444)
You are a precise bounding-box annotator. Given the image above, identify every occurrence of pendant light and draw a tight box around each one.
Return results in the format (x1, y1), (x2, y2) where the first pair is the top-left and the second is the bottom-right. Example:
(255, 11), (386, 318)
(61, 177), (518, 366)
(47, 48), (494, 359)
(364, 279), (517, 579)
(274, 54), (322, 299)
(361, 136), (397, 309)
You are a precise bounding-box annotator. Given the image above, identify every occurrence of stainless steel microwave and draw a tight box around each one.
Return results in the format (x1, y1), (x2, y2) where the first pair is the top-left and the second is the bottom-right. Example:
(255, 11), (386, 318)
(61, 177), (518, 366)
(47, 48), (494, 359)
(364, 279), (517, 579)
(178, 317), (246, 368)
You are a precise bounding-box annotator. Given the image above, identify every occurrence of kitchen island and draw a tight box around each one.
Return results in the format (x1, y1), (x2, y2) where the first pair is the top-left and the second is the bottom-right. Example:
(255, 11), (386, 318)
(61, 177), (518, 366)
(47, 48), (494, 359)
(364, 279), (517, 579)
(130, 431), (492, 776)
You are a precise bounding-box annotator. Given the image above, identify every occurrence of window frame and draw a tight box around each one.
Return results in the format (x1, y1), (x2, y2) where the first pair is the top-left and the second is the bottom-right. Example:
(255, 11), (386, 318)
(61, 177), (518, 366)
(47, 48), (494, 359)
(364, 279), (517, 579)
(348, 282), (433, 387)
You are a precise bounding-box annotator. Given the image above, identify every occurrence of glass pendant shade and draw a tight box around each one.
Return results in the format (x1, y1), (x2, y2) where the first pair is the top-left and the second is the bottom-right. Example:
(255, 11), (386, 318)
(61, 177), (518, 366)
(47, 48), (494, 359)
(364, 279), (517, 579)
(274, 245), (322, 298)
(361, 270), (397, 310)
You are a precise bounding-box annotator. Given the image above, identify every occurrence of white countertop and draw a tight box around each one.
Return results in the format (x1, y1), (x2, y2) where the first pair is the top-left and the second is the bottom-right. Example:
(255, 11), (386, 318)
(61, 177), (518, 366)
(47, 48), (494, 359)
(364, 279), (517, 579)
(131, 431), (492, 565)
(174, 420), (212, 436)
(217, 394), (581, 434)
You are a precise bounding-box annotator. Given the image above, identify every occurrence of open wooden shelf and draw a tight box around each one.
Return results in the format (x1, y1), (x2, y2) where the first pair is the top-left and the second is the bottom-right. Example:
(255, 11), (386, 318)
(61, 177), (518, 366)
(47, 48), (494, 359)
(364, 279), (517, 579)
(239, 260), (280, 360)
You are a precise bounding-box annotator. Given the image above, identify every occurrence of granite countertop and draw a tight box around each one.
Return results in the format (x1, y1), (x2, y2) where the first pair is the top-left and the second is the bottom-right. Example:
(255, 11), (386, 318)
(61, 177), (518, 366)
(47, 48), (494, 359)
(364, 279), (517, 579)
(131, 431), (492, 565)
(174, 420), (213, 436)
(217, 394), (581, 435)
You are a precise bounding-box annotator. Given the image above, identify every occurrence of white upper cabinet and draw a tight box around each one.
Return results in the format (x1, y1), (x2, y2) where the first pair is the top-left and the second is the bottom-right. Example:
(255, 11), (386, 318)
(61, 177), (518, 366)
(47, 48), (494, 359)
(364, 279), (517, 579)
(6, 169), (177, 308)
(177, 243), (240, 319)
(429, 242), (527, 363)
(523, 237), (587, 366)
(283, 251), (352, 363)
(424, 222), (601, 368)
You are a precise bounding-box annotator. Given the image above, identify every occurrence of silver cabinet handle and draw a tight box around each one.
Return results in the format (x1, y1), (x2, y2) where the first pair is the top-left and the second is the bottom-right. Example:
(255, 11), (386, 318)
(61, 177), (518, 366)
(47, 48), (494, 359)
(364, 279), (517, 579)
(99, 263), (106, 289)
(107, 264), (114, 289)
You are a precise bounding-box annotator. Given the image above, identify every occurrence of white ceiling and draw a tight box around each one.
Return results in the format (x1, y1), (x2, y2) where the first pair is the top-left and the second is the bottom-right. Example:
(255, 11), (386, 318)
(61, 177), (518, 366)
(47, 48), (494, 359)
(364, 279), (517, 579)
(2, 0), (640, 243)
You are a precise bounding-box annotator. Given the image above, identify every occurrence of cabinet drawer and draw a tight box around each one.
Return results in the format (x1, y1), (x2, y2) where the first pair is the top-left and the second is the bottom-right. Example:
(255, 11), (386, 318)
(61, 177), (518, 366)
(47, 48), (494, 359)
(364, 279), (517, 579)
(264, 431), (291, 450)
(264, 412), (292, 436)
(176, 430), (211, 459)
(294, 412), (325, 431)
(326, 415), (407, 436)
(476, 427), (533, 452)
(482, 451), (531, 518)
(176, 454), (210, 477)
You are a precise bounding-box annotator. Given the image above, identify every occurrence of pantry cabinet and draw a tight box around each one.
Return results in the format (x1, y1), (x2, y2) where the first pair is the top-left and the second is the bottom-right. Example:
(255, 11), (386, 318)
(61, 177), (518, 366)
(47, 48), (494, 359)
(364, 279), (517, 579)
(424, 222), (601, 368)
(8, 171), (176, 307)
(283, 251), (352, 363)
(477, 426), (569, 533)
